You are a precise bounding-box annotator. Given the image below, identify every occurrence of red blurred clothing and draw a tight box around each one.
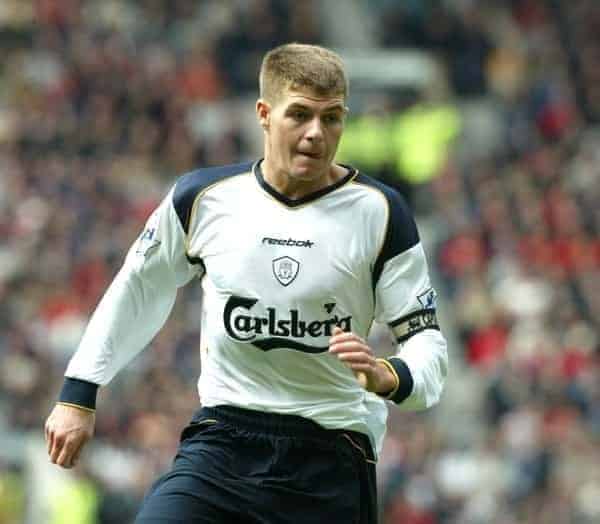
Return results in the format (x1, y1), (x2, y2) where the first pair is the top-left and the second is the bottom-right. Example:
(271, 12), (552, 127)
(40, 291), (82, 323)
(467, 323), (508, 369)
(519, 235), (598, 274)
(176, 56), (224, 101)
(439, 232), (487, 277)
(385, 499), (437, 524)
(71, 258), (109, 310)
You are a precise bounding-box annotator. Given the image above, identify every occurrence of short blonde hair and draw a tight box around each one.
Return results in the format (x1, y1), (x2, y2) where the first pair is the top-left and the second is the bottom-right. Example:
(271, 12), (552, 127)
(259, 43), (348, 103)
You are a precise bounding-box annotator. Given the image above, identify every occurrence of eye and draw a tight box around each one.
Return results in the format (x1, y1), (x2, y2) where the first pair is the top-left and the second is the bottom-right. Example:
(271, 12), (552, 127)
(290, 110), (309, 122)
(323, 113), (342, 125)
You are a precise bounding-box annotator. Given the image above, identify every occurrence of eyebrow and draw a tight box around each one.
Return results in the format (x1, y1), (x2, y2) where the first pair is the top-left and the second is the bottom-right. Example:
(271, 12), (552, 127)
(286, 102), (345, 113)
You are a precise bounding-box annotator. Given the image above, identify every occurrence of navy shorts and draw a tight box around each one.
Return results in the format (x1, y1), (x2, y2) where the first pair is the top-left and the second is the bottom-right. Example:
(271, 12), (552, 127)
(134, 405), (377, 524)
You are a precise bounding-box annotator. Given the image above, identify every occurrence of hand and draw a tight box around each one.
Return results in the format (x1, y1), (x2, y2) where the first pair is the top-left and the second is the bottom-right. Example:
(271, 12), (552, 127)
(328, 327), (396, 394)
(45, 403), (96, 469)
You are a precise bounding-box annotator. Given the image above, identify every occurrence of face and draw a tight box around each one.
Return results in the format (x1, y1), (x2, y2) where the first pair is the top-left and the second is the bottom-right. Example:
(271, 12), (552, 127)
(257, 87), (347, 183)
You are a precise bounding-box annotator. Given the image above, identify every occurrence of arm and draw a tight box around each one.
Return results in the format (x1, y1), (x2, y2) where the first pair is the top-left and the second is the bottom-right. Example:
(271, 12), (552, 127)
(329, 184), (447, 407)
(373, 242), (448, 410)
(328, 247), (447, 407)
(45, 188), (200, 468)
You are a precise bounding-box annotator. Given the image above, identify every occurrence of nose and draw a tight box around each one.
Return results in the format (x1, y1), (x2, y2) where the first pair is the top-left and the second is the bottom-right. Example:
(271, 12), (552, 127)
(304, 116), (324, 142)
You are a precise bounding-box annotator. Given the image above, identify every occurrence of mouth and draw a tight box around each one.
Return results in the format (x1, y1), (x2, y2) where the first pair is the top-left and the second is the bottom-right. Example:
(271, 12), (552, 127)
(297, 151), (323, 160)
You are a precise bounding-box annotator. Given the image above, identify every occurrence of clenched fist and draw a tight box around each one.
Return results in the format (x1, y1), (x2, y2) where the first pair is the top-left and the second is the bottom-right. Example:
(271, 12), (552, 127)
(328, 326), (397, 394)
(45, 403), (95, 469)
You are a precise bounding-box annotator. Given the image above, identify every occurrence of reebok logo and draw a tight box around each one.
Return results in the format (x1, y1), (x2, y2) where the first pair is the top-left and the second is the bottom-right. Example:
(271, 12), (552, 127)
(262, 236), (314, 248)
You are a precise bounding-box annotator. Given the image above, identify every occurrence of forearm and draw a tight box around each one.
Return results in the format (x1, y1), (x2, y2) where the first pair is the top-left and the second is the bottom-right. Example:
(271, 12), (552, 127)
(64, 263), (177, 402)
(386, 329), (447, 410)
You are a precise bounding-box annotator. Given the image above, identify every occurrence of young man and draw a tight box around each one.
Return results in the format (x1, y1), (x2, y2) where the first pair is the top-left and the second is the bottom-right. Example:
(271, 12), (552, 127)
(45, 43), (448, 523)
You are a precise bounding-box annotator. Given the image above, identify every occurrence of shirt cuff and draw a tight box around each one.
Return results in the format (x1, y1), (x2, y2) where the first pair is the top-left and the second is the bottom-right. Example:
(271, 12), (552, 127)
(382, 357), (414, 404)
(58, 377), (99, 411)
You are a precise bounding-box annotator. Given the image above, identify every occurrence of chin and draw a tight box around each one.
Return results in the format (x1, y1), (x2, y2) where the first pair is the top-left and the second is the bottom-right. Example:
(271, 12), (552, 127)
(290, 160), (326, 180)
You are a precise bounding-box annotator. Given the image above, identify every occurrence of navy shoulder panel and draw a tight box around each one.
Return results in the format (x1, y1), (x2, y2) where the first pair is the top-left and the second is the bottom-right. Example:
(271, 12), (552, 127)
(354, 173), (419, 287)
(173, 162), (253, 233)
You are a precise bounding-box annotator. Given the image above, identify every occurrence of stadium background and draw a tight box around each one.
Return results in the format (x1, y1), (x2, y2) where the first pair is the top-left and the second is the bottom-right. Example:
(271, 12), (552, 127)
(1, 0), (599, 522)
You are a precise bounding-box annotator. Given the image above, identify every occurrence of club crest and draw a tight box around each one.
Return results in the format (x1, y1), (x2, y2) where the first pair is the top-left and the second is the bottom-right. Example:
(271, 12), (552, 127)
(272, 256), (300, 287)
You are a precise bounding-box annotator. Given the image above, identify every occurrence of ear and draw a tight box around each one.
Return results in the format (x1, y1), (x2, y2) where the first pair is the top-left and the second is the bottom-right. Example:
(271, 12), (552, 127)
(256, 99), (271, 130)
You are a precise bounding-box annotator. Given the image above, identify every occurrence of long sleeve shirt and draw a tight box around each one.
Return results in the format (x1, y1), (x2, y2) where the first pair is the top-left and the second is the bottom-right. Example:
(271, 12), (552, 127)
(60, 161), (448, 455)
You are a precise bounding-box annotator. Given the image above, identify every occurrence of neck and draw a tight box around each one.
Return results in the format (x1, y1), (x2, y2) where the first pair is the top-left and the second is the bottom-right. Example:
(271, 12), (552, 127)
(260, 157), (346, 200)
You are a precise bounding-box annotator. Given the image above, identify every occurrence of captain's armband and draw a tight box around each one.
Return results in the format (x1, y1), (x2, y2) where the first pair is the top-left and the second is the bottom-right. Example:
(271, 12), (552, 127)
(389, 308), (439, 344)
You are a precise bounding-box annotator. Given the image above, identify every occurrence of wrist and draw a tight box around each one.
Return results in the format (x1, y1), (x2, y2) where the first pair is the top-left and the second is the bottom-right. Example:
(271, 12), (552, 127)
(381, 357), (415, 403)
(56, 402), (96, 414)
(373, 358), (400, 397)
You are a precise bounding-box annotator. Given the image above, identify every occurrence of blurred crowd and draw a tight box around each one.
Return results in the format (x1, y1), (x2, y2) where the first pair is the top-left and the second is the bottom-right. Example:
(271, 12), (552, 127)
(0, 1), (598, 523)
(0, 0), (323, 521)
(373, 1), (600, 523)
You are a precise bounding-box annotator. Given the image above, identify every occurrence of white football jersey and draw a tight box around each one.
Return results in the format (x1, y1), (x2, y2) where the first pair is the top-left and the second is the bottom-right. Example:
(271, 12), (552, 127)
(64, 161), (448, 455)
